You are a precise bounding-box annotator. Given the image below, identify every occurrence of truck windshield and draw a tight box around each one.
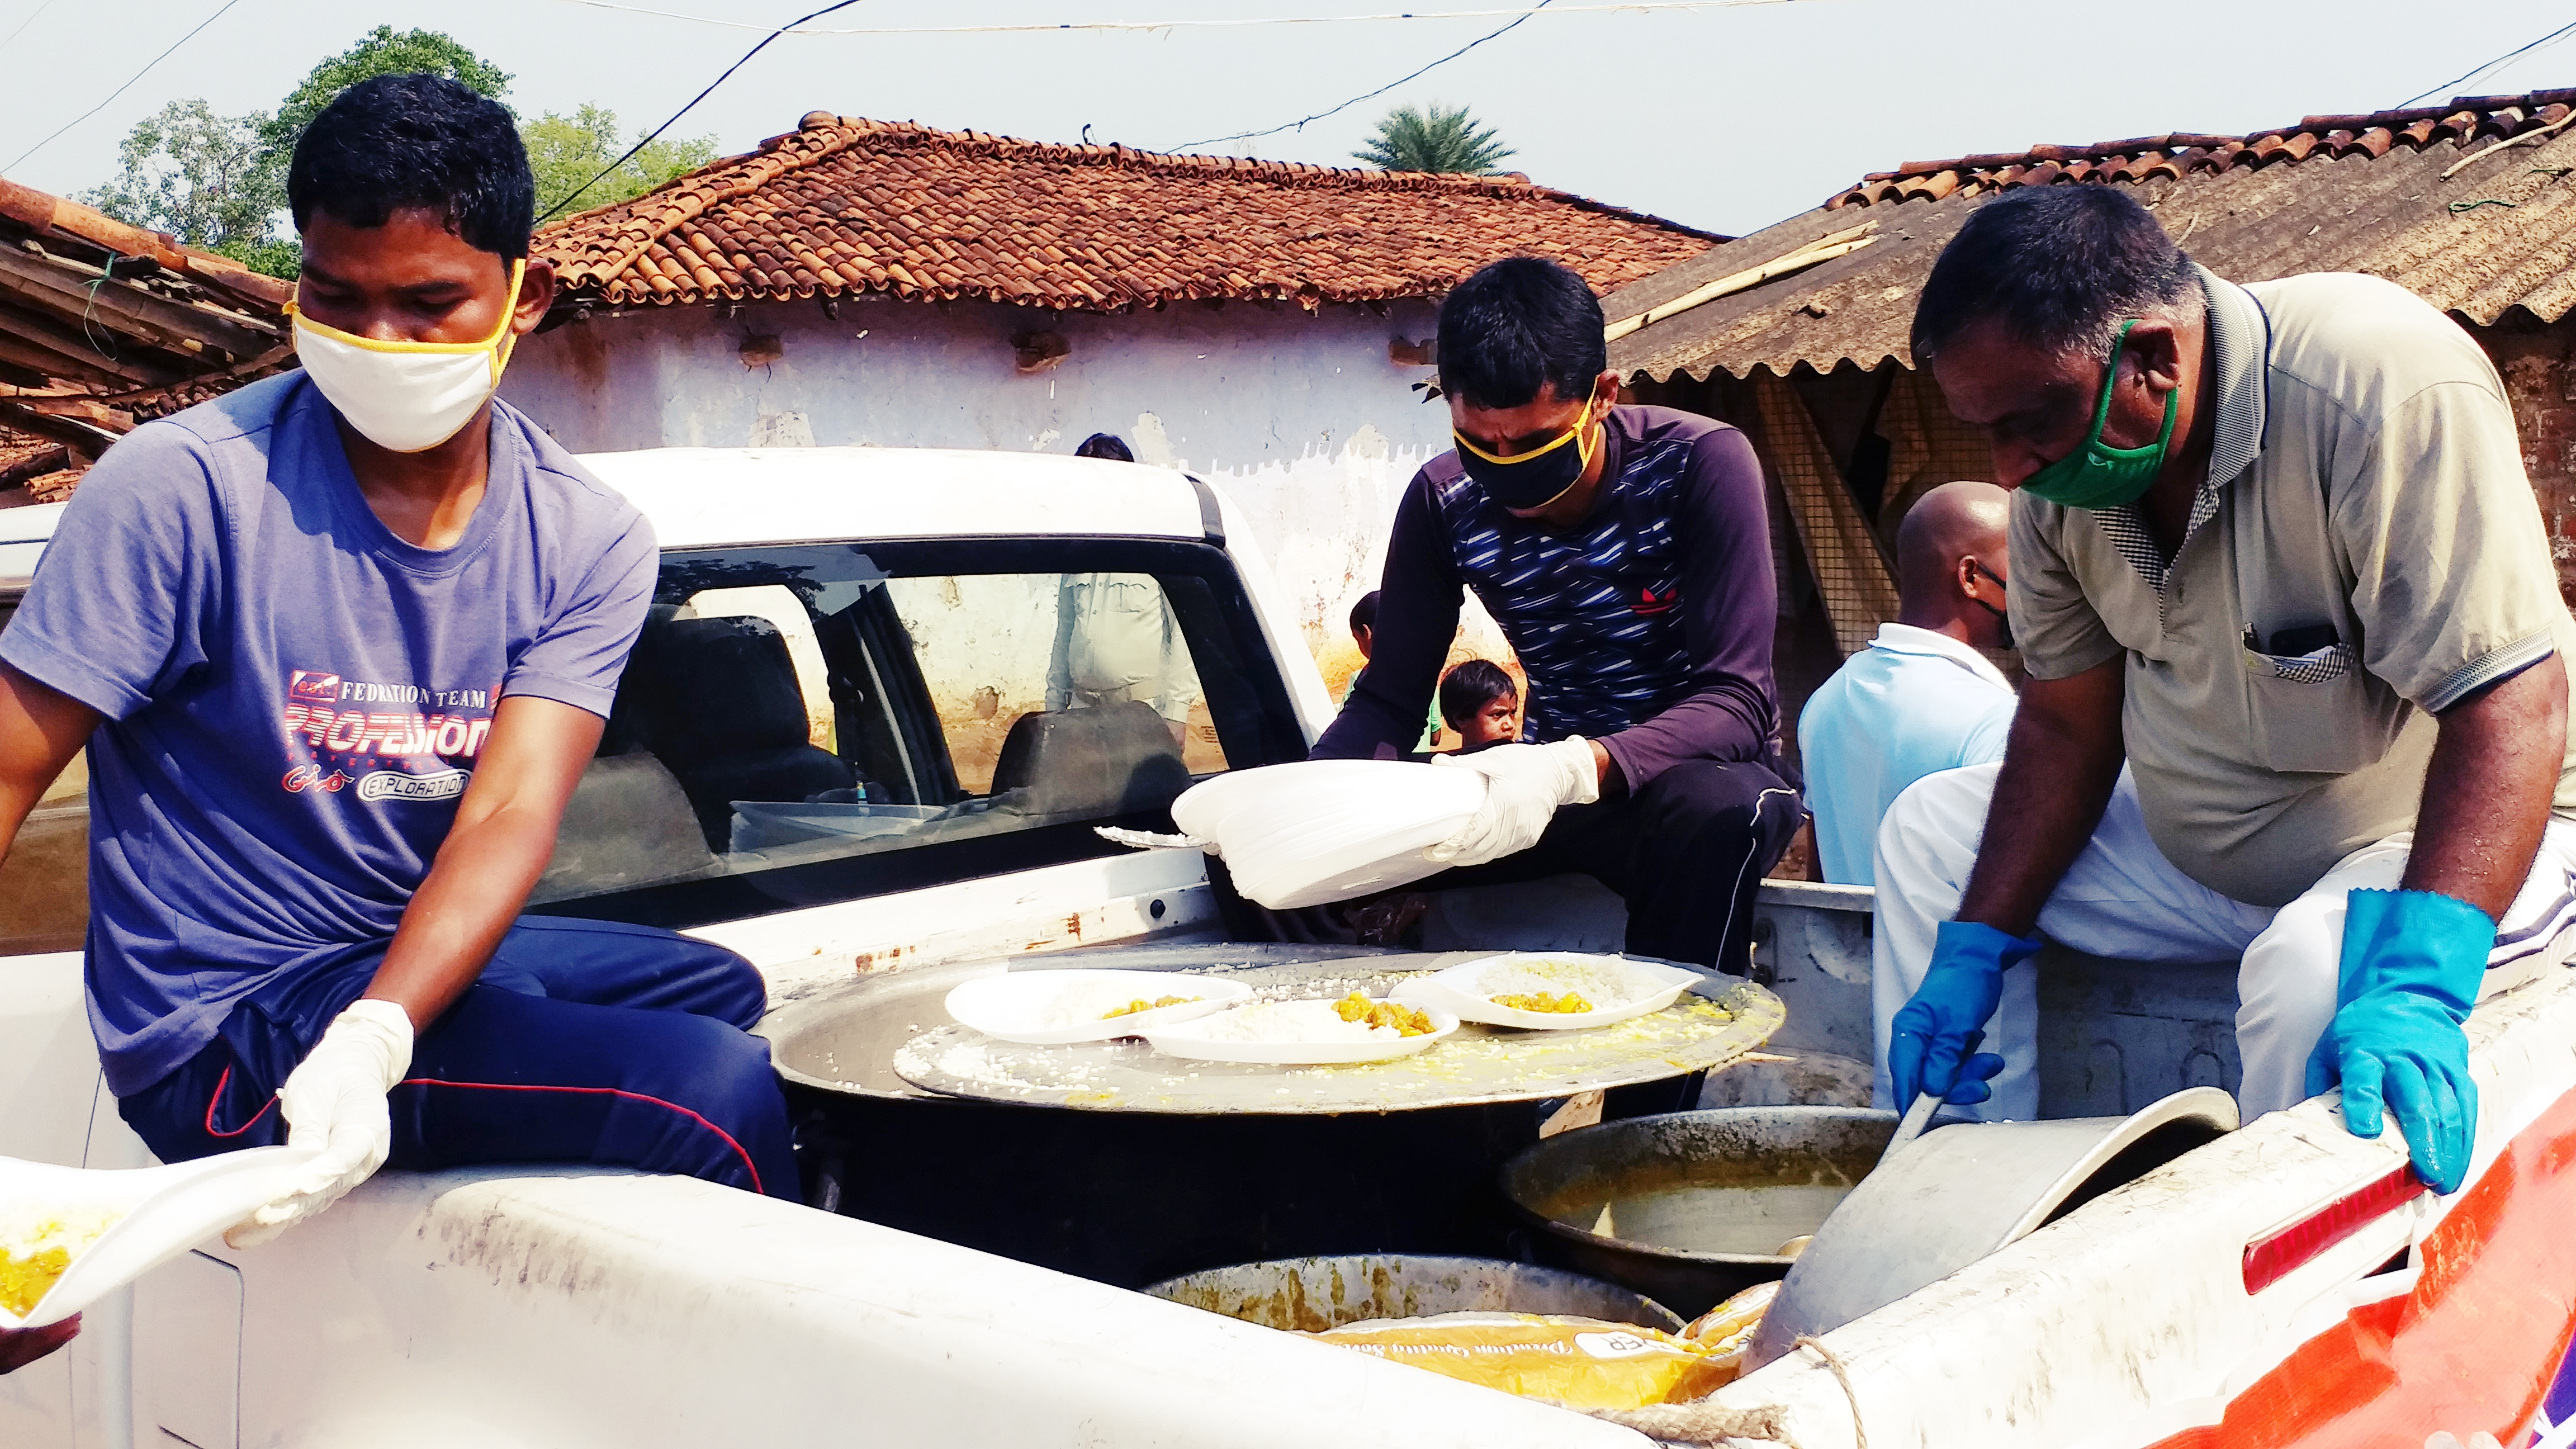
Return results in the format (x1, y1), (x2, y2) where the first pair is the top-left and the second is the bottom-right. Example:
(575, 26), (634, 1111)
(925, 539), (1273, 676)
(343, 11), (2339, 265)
(527, 536), (1306, 930)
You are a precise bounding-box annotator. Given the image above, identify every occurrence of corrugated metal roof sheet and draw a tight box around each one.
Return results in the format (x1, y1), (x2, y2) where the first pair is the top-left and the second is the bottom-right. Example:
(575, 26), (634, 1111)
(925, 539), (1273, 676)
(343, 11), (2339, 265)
(1608, 89), (2576, 381)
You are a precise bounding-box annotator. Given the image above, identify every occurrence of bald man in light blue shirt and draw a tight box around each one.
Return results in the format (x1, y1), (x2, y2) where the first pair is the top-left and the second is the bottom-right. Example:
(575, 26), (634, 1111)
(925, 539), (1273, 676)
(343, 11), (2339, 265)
(1799, 482), (2016, 886)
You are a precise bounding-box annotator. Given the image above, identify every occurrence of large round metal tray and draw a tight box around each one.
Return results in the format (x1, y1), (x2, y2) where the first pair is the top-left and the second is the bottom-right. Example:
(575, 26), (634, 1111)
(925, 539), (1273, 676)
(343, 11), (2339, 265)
(762, 942), (1782, 1286)
(853, 954), (1782, 1115)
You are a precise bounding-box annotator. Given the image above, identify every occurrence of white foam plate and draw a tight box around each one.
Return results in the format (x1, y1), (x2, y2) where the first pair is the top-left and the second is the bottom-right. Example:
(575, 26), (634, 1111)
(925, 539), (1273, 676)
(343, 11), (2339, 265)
(1142, 997), (1461, 1065)
(944, 969), (1253, 1045)
(1167, 760), (1485, 909)
(1391, 953), (1703, 1030)
(0, 1146), (320, 1329)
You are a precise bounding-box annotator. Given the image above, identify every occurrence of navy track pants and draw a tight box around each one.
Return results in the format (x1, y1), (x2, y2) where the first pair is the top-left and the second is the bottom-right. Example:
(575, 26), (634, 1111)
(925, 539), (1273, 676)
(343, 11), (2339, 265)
(118, 916), (799, 1200)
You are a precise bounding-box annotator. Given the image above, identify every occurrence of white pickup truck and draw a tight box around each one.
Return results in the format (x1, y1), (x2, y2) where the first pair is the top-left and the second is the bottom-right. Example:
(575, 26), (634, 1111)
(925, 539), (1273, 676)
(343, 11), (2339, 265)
(5, 448), (2573, 1449)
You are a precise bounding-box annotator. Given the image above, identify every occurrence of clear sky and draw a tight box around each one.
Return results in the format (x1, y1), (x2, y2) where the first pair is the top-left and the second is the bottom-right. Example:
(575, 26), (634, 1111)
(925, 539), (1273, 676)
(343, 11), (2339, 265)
(3, 0), (2572, 238)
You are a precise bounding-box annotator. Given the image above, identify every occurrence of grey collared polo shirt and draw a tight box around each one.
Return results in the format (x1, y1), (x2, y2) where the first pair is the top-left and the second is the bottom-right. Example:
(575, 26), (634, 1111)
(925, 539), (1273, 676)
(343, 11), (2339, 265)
(2009, 266), (2576, 907)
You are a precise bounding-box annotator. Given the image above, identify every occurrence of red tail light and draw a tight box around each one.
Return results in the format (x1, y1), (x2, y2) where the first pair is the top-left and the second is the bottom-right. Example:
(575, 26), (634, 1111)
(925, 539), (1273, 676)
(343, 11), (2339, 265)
(2241, 1164), (2424, 1294)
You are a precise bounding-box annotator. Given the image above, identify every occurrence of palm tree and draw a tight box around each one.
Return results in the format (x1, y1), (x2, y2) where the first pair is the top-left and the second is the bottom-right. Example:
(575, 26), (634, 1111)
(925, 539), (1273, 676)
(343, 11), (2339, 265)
(1352, 103), (1516, 176)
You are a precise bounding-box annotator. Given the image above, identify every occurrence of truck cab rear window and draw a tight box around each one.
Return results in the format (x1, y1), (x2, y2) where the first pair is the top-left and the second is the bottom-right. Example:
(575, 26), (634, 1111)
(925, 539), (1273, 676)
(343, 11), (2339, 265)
(528, 537), (1304, 929)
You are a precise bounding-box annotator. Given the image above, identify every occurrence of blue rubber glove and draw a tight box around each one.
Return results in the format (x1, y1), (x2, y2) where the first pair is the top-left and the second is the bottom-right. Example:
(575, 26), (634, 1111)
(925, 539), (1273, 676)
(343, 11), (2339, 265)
(1888, 921), (2043, 1106)
(2305, 888), (2492, 1195)
(1939, 1032), (2009, 1106)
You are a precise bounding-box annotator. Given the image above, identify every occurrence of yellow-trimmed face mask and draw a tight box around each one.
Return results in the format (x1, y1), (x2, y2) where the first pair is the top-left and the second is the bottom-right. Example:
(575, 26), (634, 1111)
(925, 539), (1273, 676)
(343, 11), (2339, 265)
(1453, 395), (1600, 511)
(286, 259), (525, 454)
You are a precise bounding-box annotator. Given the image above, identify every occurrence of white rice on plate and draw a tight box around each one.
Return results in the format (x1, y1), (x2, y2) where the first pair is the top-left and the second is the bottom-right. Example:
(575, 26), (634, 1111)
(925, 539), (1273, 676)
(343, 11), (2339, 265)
(1026, 982), (1209, 1031)
(1471, 956), (1654, 1009)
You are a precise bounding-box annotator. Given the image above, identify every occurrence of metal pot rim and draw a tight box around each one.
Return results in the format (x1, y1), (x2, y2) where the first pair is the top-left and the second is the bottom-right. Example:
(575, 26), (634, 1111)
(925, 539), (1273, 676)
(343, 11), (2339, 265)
(1498, 1105), (1900, 1265)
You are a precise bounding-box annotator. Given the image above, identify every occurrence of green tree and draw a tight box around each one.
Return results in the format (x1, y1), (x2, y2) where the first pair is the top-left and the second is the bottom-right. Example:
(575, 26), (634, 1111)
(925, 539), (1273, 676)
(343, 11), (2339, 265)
(82, 98), (288, 264)
(259, 26), (513, 165)
(1351, 103), (1515, 176)
(523, 104), (718, 218)
(213, 27), (510, 279)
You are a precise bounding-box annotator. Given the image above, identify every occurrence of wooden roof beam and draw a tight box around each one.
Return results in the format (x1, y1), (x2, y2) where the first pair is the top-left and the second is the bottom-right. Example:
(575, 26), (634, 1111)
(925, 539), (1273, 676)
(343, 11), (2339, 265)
(0, 246), (280, 359)
(0, 297), (177, 387)
(0, 177), (293, 311)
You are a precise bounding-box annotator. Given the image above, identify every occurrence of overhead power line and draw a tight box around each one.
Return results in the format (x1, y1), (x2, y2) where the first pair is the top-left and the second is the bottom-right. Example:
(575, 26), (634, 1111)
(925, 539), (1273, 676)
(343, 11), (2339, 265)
(1170, 0), (1564, 152)
(6, 0), (245, 173)
(537, 0), (872, 222)
(554, 0), (1796, 35)
(0, 0), (59, 57)
(2397, 18), (2576, 109)
(1160, 0), (1815, 153)
(531, 0), (1810, 217)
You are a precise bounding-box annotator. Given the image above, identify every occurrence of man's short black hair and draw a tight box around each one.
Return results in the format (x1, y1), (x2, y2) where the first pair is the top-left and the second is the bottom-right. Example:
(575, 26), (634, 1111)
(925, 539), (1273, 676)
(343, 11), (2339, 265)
(1074, 433), (1134, 461)
(1910, 186), (2201, 366)
(1438, 659), (1517, 729)
(289, 74), (535, 262)
(1349, 590), (1380, 638)
(1436, 256), (1605, 410)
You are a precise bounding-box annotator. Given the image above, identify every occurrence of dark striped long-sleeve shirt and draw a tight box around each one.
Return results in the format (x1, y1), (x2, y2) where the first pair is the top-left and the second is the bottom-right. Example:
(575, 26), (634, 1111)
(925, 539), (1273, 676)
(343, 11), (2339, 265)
(1313, 405), (1782, 789)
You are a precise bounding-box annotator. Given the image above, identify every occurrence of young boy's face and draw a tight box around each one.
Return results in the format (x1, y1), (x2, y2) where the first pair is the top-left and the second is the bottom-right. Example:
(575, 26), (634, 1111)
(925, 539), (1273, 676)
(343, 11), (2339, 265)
(1352, 623), (1374, 660)
(1459, 691), (1522, 749)
(298, 206), (551, 345)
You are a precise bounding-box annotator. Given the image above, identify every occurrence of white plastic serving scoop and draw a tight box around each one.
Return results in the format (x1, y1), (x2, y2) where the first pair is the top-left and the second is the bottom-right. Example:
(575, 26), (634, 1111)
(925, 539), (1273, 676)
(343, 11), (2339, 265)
(0, 1147), (319, 1329)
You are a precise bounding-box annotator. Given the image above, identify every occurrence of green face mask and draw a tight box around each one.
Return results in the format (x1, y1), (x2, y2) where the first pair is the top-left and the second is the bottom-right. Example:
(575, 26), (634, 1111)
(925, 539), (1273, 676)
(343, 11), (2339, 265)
(2019, 320), (2177, 510)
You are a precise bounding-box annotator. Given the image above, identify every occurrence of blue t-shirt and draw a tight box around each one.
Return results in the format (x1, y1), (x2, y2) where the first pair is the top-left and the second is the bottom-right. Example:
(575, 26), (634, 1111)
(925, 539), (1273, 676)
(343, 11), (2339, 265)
(1798, 623), (2016, 887)
(1, 373), (656, 1095)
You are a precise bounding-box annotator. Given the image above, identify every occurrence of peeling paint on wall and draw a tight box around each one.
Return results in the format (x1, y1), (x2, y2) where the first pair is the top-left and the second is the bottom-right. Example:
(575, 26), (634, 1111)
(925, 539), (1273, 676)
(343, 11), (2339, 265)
(1128, 412), (1180, 469)
(750, 411), (815, 447)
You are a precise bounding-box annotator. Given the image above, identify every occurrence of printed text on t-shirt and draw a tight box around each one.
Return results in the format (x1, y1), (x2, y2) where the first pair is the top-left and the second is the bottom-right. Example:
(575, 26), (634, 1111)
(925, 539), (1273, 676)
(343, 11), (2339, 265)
(280, 667), (497, 780)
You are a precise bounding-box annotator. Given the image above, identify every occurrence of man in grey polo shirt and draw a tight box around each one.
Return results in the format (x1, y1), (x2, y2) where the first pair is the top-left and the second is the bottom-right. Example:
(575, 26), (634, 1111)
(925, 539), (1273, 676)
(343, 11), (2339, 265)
(1872, 186), (2576, 1195)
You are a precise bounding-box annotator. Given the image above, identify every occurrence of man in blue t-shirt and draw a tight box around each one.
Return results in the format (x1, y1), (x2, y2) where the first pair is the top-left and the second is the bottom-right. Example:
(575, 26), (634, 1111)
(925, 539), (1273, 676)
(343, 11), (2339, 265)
(1799, 481), (2018, 887)
(0, 75), (797, 1242)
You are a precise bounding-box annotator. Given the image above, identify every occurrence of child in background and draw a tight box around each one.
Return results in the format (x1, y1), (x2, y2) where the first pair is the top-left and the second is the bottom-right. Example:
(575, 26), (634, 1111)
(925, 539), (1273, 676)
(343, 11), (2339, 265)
(1438, 660), (1523, 753)
(1344, 591), (1441, 751)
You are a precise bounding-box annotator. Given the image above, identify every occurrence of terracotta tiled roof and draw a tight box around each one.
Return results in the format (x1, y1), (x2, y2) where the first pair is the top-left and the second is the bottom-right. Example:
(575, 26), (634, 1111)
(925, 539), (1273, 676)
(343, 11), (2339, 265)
(1827, 89), (2576, 210)
(537, 113), (1721, 312)
(1604, 87), (2576, 381)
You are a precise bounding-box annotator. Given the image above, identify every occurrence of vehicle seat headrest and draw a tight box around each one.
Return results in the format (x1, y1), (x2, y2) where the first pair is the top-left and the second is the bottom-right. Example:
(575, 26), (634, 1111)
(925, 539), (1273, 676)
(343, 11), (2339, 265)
(631, 614), (814, 763)
(989, 700), (1190, 819)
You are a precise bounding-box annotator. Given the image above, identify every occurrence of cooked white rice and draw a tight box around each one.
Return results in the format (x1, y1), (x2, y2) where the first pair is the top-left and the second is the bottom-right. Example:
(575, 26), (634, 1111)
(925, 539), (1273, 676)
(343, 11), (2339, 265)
(1027, 982), (1207, 1030)
(0, 1200), (117, 1257)
(1472, 956), (1655, 1010)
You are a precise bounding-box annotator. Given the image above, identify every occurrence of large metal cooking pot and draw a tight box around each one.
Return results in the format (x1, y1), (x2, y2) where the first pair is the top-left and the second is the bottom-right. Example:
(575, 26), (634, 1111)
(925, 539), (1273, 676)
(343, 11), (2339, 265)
(1146, 1253), (1684, 1333)
(1499, 1107), (1898, 1318)
(765, 941), (1739, 1289)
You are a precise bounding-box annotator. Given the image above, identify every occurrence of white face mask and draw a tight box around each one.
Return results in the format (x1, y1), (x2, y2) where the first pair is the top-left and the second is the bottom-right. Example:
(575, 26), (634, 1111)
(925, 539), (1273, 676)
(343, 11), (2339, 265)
(286, 259), (525, 454)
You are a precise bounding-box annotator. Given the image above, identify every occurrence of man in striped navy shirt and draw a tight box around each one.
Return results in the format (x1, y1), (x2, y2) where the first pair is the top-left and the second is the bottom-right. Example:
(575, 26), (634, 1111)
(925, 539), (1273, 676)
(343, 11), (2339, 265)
(1314, 257), (1799, 974)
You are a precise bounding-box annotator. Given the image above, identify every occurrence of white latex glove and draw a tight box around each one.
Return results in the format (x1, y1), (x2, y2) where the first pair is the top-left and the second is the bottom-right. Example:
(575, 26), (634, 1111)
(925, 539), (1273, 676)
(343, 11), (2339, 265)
(226, 998), (413, 1248)
(1424, 736), (1602, 869)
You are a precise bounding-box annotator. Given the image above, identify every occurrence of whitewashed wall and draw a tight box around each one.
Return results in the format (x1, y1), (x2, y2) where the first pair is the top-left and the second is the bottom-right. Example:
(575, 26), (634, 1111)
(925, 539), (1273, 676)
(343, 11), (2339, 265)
(501, 294), (1511, 693)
